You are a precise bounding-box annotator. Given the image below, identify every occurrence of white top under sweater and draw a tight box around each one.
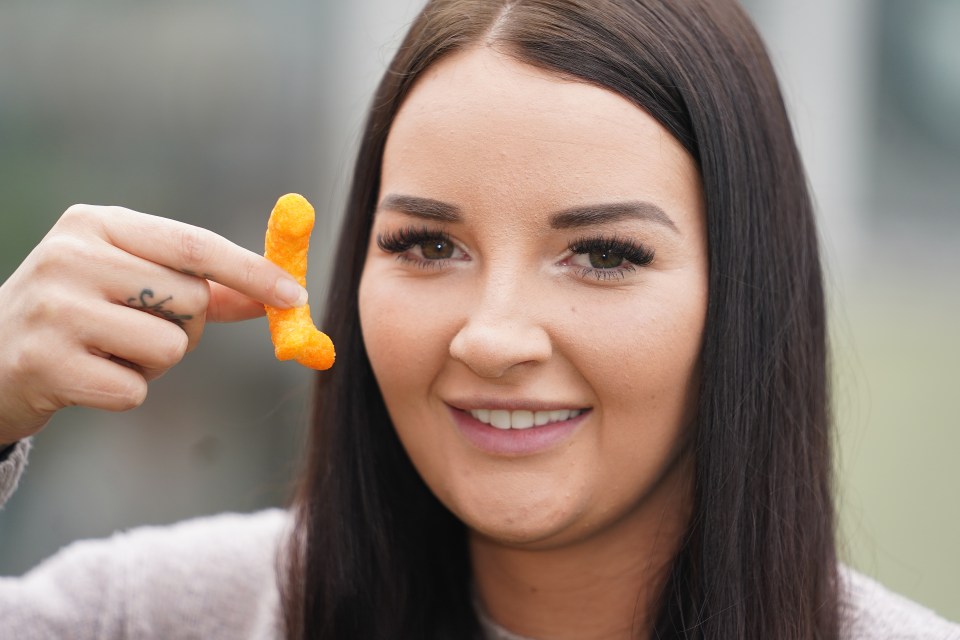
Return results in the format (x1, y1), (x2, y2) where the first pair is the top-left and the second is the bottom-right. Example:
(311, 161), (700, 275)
(2, 440), (958, 639)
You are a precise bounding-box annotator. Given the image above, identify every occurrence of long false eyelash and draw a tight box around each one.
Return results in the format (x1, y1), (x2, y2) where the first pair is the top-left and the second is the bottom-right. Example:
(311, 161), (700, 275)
(569, 234), (656, 268)
(376, 225), (452, 254)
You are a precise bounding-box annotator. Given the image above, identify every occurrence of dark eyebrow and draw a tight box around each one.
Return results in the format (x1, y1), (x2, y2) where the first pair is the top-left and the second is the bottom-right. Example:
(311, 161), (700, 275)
(549, 201), (679, 233)
(378, 193), (678, 233)
(377, 194), (462, 222)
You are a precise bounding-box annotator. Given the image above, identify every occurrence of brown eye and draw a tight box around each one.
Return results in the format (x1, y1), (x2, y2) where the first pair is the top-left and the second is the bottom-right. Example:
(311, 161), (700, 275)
(420, 238), (455, 260)
(588, 249), (624, 269)
(567, 236), (654, 281)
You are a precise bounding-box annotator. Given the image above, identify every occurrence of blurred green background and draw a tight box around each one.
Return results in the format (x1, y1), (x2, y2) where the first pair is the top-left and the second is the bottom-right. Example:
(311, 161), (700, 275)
(1, 0), (957, 622)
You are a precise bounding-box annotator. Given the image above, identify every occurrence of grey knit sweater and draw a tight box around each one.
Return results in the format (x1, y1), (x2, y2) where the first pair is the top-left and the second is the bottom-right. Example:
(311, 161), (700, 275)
(2, 440), (958, 640)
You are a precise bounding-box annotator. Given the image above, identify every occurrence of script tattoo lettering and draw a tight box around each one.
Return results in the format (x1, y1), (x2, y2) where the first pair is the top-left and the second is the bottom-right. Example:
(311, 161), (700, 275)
(127, 289), (193, 328)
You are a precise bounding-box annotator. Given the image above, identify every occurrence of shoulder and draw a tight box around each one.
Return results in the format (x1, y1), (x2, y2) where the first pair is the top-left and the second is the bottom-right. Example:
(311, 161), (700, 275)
(7, 509), (292, 640)
(117, 510), (290, 607)
(840, 565), (960, 640)
(100, 508), (291, 639)
(105, 507), (291, 562)
(105, 508), (292, 587)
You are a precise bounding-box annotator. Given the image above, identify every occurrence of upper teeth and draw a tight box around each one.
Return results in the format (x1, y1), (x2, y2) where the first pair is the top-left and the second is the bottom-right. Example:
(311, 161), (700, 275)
(468, 409), (583, 430)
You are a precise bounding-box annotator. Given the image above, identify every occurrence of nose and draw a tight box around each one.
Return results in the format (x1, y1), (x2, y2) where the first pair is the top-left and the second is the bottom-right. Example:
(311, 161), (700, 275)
(448, 276), (552, 379)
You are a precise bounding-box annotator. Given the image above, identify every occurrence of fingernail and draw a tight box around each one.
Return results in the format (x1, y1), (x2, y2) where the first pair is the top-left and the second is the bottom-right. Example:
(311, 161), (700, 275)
(275, 278), (308, 307)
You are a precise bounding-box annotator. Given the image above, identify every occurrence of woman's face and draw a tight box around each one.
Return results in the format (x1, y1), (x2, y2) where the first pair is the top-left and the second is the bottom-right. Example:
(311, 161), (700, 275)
(358, 47), (708, 549)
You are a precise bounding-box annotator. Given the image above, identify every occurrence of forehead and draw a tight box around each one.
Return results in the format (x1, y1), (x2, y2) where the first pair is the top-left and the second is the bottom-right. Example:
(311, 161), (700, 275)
(381, 46), (700, 221)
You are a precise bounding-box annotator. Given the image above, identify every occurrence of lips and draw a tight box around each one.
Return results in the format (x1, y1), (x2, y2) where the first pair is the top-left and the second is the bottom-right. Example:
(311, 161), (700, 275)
(468, 408), (585, 429)
(448, 404), (590, 455)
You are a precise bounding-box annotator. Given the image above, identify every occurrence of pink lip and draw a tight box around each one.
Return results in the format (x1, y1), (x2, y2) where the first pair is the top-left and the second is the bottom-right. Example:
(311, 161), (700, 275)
(448, 405), (589, 456)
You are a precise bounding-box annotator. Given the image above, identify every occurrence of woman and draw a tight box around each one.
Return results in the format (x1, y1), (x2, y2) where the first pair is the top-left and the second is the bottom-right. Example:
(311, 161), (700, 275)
(0, 1), (957, 639)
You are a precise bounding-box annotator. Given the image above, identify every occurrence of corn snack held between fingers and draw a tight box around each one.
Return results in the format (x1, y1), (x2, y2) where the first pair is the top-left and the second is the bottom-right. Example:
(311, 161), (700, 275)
(263, 193), (335, 370)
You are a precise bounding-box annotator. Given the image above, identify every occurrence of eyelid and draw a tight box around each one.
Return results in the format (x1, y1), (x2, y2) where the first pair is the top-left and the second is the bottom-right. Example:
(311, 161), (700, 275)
(567, 234), (655, 264)
(375, 225), (652, 281)
(563, 234), (655, 281)
(377, 224), (448, 251)
(375, 224), (469, 266)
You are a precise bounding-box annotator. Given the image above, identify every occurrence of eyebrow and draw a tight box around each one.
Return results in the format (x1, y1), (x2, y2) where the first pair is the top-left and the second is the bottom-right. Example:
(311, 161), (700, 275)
(377, 193), (678, 233)
(377, 194), (461, 222)
(549, 201), (678, 233)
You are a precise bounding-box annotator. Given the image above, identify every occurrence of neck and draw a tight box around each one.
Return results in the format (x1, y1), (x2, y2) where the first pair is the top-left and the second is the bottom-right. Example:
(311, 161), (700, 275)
(469, 458), (692, 640)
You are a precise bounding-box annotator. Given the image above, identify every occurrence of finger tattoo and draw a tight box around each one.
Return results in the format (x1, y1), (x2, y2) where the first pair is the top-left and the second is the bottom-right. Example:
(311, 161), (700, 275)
(127, 288), (193, 328)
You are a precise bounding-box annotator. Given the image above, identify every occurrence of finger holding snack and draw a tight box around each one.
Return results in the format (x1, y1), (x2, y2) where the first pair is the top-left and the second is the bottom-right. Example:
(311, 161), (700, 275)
(0, 203), (309, 445)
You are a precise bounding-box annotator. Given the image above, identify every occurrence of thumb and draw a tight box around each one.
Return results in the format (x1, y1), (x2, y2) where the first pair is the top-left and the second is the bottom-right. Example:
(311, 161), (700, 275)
(206, 281), (271, 323)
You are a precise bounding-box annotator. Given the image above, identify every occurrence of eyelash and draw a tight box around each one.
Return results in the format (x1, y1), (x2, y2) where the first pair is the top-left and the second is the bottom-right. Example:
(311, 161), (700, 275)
(375, 226), (655, 280)
(567, 234), (656, 281)
(376, 226), (459, 269)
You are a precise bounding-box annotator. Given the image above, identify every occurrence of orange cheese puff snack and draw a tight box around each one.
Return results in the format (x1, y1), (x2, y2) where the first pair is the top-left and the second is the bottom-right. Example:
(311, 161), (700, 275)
(263, 193), (335, 370)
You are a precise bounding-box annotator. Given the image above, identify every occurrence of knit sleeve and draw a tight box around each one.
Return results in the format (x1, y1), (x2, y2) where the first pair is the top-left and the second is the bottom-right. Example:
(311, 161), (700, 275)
(0, 526), (129, 640)
(840, 566), (960, 639)
(0, 509), (289, 640)
(0, 438), (31, 509)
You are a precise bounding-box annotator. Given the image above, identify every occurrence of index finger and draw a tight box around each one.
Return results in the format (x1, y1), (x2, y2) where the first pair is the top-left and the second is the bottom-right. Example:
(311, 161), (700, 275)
(89, 206), (309, 309)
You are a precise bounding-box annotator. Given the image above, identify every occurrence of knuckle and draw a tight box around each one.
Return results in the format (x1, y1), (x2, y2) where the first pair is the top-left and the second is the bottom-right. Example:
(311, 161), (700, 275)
(177, 225), (213, 267)
(98, 205), (134, 223)
(32, 233), (98, 278)
(159, 327), (190, 366)
(59, 204), (96, 228)
(12, 347), (69, 415)
(184, 320), (206, 354)
(23, 276), (96, 331)
(25, 291), (66, 326)
(184, 276), (211, 309)
(241, 254), (262, 290)
(115, 376), (148, 411)
(57, 204), (121, 233)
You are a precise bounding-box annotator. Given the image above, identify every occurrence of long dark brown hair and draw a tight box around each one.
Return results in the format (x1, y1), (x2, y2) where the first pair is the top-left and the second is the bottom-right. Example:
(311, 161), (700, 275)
(282, 1), (837, 638)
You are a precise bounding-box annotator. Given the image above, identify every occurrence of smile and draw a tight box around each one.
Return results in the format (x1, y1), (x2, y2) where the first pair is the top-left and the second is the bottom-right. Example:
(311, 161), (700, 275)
(468, 409), (585, 430)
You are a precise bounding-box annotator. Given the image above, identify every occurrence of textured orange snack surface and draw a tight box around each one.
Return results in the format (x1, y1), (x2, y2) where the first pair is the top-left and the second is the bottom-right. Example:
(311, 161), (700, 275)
(264, 193), (335, 370)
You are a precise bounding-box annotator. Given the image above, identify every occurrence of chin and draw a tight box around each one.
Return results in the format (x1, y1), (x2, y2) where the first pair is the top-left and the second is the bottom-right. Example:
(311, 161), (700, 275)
(466, 515), (576, 549)
(446, 482), (588, 548)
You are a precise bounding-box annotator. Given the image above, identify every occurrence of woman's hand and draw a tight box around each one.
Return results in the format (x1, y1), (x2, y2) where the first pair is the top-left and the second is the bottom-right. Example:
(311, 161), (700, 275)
(0, 204), (308, 445)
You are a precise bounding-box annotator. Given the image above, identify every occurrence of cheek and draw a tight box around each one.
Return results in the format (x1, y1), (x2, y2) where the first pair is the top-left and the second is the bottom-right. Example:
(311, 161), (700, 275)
(360, 270), (411, 390)
(564, 283), (706, 437)
(358, 266), (457, 403)
(359, 265), (468, 510)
